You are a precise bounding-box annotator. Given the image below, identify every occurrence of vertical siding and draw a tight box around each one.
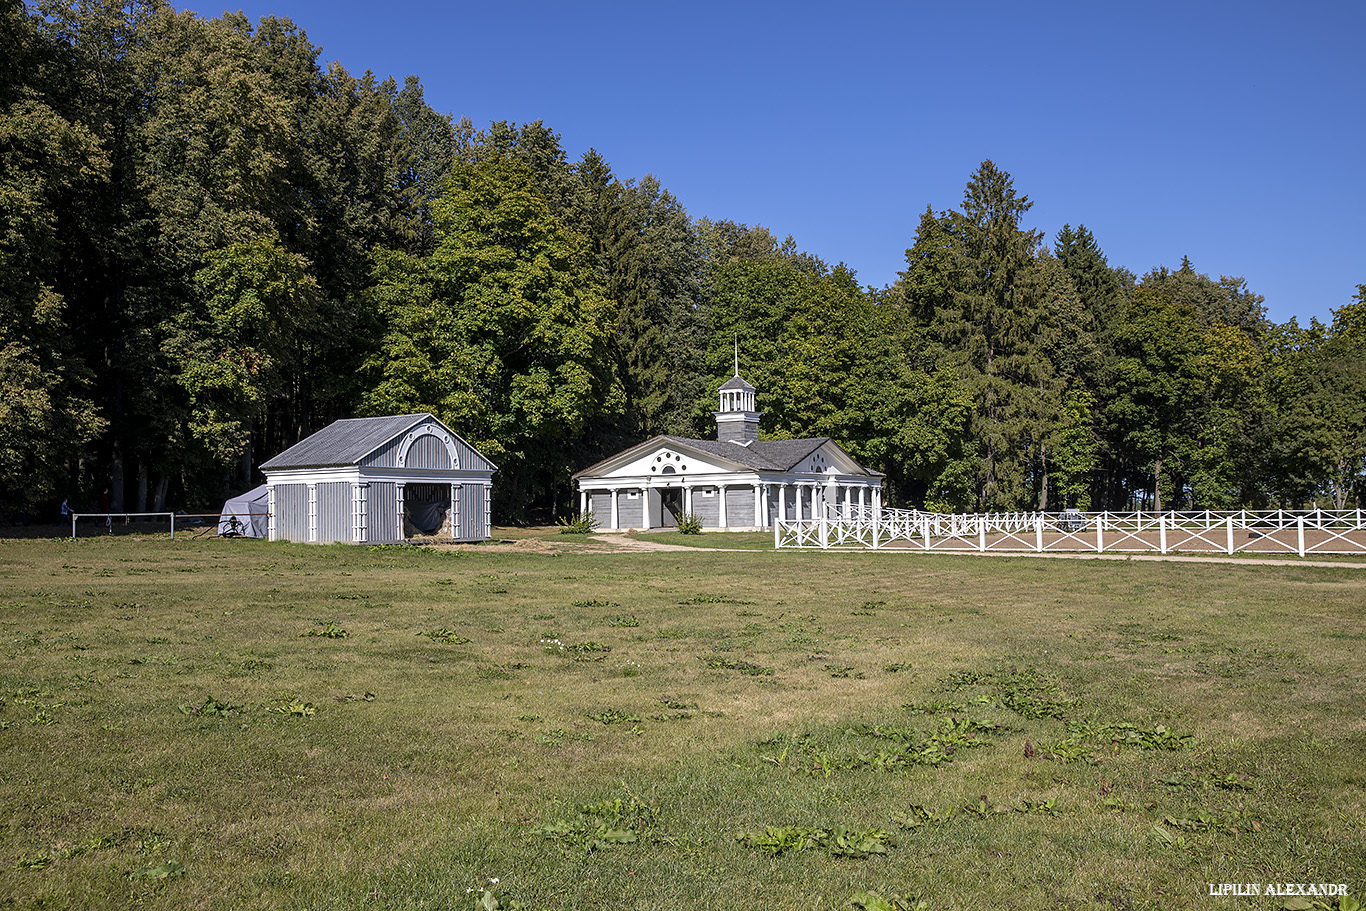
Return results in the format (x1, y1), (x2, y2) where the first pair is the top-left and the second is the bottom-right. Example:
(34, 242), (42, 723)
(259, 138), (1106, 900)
(367, 482), (400, 543)
(589, 492), (611, 524)
(404, 434), (453, 470)
(456, 483), (487, 541)
(725, 487), (754, 527)
(618, 492), (643, 529)
(361, 428), (490, 472)
(693, 488), (720, 527)
(275, 484), (309, 542)
(317, 482), (351, 543)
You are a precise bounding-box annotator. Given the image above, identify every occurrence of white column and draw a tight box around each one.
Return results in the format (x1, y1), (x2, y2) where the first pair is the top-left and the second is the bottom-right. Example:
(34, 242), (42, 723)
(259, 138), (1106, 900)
(267, 485), (277, 541)
(780, 484), (788, 521)
(872, 485), (882, 521)
(580, 489), (588, 517)
(718, 484), (728, 528)
(610, 487), (620, 531)
(483, 483), (492, 539)
(684, 484), (693, 516)
(753, 484), (762, 528)
(354, 482), (369, 543)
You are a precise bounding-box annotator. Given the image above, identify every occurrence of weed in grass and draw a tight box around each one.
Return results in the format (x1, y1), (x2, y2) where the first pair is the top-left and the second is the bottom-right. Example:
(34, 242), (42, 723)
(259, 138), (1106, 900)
(891, 804), (954, 829)
(533, 791), (665, 853)
(572, 598), (618, 609)
(265, 698), (316, 717)
(826, 665), (864, 679)
(607, 614), (639, 627)
(735, 824), (893, 858)
(1016, 797), (1061, 816)
(178, 696), (240, 717)
(304, 622), (348, 639)
(883, 662), (914, 673)
(421, 628), (472, 644)
(679, 595), (754, 605)
(131, 860), (185, 881)
(587, 709), (641, 725)
(849, 891), (932, 911)
(16, 852), (51, 869)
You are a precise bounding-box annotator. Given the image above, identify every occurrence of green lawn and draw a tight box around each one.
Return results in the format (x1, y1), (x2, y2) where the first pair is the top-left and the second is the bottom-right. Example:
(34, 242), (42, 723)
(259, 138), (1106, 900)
(0, 535), (1361, 910)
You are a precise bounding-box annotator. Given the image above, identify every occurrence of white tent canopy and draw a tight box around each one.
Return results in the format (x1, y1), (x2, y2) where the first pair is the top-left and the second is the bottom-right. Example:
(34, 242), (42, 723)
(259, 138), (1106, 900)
(218, 484), (269, 538)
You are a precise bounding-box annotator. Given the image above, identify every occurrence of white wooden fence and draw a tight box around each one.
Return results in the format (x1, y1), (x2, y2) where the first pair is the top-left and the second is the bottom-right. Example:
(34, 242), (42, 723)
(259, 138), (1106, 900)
(774, 507), (1366, 556)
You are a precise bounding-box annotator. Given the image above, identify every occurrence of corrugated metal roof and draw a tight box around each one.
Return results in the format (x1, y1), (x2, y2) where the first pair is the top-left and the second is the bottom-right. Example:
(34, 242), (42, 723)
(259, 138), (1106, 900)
(260, 414), (433, 470)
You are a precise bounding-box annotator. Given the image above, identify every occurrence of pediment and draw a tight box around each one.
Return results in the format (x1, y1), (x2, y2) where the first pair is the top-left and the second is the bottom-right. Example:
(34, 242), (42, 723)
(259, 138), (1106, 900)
(797, 440), (867, 476)
(574, 437), (751, 481)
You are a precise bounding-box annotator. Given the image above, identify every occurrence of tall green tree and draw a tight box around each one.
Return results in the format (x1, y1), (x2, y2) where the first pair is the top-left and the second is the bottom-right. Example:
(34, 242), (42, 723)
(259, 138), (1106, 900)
(896, 161), (1073, 510)
(362, 156), (620, 518)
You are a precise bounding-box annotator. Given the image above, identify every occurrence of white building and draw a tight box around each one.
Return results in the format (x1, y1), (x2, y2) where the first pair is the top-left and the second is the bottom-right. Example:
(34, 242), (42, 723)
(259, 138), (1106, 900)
(573, 370), (882, 531)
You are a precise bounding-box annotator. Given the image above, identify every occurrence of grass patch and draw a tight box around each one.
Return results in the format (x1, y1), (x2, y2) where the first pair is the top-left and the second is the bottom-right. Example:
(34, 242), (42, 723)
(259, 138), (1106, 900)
(0, 535), (1362, 909)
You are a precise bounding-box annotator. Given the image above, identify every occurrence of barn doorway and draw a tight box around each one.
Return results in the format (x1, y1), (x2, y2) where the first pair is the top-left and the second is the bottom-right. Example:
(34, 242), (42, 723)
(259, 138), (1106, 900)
(404, 483), (450, 536)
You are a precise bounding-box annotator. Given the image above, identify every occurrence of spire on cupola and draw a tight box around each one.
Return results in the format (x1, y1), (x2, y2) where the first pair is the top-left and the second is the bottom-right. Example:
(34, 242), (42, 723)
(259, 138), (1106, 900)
(714, 336), (761, 445)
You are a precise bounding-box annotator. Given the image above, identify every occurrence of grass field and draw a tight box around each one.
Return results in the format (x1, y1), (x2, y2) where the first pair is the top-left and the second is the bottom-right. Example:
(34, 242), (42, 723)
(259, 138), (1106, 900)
(0, 533), (1362, 910)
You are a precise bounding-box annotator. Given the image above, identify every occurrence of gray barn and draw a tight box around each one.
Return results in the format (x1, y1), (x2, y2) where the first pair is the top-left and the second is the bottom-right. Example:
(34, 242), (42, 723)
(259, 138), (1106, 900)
(260, 414), (496, 544)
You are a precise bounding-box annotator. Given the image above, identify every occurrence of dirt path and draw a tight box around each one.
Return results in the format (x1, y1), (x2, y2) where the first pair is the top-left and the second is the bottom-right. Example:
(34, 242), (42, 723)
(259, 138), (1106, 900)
(588, 534), (732, 552)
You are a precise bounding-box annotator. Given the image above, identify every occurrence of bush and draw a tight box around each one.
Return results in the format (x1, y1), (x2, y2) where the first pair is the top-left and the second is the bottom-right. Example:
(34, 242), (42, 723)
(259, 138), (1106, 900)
(677, 513), (703, 535)
(556, 513), (599, 535)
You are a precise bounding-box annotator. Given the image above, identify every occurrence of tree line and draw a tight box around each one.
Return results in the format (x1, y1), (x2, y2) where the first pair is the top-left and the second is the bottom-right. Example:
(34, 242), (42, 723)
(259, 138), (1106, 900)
(3, 0), (1364, 522)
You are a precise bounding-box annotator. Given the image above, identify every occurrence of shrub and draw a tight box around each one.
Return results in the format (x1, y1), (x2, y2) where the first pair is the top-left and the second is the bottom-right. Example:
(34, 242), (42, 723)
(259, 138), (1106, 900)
(677, 513), (703, 535)
(557, 513), (599, 534)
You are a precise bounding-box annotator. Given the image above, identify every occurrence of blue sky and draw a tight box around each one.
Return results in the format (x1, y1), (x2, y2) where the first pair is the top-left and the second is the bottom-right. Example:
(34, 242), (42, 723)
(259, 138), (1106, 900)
(220, 0), (1364, 325)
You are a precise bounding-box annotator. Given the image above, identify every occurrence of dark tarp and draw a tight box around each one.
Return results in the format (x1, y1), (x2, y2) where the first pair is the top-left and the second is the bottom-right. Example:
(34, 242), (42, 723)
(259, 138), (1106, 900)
(407, 500), (447, 535)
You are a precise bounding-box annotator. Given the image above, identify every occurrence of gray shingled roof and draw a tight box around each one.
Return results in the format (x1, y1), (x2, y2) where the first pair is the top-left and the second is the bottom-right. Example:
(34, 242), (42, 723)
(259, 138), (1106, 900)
(669, 436), (827, 471)
(260, 414), (433, 470)
(719, 374), (755, 391)
(573, 434), (880, 479)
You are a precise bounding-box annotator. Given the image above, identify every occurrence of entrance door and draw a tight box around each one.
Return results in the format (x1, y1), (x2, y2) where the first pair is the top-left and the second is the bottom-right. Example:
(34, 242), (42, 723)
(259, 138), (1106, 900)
(659, 488), (682, 527)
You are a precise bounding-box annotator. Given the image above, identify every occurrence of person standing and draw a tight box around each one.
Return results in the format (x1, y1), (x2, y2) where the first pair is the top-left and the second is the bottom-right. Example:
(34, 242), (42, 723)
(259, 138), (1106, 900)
(60, 497), (71, 524)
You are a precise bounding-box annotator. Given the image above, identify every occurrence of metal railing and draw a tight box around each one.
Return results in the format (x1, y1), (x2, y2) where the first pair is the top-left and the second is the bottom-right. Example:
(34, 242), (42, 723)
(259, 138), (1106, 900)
(775, 508), (1366, 556)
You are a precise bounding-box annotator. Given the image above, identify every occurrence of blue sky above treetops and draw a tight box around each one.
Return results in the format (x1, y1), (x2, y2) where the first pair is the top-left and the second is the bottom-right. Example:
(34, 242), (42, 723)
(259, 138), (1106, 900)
(219, 0), (1365, 326)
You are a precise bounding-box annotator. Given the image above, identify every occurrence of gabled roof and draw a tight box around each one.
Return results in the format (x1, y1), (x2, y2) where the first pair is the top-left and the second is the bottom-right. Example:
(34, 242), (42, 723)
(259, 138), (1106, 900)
(572, 434), (882, 479)
(261, 413), (435, 470)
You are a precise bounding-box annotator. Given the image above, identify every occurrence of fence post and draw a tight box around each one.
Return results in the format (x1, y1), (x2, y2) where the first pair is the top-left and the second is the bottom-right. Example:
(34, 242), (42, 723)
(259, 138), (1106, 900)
(1035, 514), (1043, 552)
(1226, 516), (1234, 555)
(170, 512), (175, 540)
(819, 512), (828, 549)
(1159, 513), (1167, 554)
(1297, 516), (1305, 557)
(1096, 513), (1104, 553)
(978, 516), (986, 552)
(774, 521), (781, 549)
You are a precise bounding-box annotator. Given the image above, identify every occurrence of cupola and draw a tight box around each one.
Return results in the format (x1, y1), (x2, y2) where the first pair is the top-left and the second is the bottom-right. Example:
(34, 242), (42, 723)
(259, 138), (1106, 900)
(714, 345), (762, 444)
